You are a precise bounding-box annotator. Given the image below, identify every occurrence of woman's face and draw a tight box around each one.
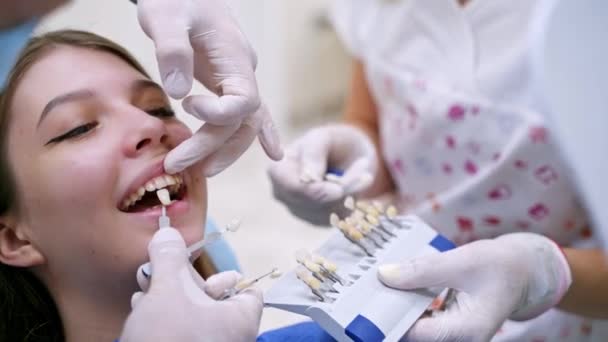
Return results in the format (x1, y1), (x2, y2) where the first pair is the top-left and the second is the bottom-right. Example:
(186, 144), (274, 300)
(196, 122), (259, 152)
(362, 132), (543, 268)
(5, 46), (207, 287)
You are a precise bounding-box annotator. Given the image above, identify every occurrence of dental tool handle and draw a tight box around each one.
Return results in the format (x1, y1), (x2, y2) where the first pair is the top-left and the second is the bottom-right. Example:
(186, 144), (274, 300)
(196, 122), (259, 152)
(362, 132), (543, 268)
(140, 232), (224, 279)
(158, 207), (170, 229)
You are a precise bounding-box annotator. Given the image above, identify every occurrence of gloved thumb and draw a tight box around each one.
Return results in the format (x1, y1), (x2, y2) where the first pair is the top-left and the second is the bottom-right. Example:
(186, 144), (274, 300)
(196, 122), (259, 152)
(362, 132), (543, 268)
(204, 271), (243, 299)
(340, 157), (374, 195)
(138, 4), (194, 99)
(377, 251), (464, 291)
(146, 227), (190, 282)
(130, 291), (144, 309)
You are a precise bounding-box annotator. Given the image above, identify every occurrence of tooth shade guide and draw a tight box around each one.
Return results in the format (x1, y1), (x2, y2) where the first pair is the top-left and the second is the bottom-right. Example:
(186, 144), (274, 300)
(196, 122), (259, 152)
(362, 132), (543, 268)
(347, 228), (363, 241)
(386, 205), (398, 218)
(330, 213), (340, 227)
(344, 196), (355, 210)
(224, 218), (241, 232)
(240, 268), (279, 289)
(303, 260), (322, 273)
(366, 214), (380, 226)
(372, 201), (385, 212)
(295, 249), (311, 263)
(265, 214), (447, 341)
(323, 262), (338, 273)
(313, 255), (340, 275)
(156, 189), (172, 206)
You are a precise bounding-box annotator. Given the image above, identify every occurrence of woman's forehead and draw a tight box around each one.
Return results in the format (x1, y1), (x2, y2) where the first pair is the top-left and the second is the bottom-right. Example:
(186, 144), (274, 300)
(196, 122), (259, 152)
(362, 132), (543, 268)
(10, 46), (147, 123)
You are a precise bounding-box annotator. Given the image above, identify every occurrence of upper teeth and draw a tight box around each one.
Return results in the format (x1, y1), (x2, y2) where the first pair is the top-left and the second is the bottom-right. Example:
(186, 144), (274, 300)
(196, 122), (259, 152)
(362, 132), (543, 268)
(121, 174), (183, 210)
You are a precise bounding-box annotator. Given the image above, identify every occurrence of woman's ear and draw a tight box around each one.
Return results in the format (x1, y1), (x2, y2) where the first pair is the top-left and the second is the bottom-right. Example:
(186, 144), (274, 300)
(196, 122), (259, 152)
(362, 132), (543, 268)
(0, 215), (45, 267)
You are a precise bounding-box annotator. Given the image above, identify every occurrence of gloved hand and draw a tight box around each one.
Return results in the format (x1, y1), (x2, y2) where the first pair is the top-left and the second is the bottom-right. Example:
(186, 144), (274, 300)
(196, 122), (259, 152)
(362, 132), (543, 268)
(268, 124), (377, 226)
(378, 233), (572, 342)
(137, 0), (283, 176)
(120, 228), (263, 342)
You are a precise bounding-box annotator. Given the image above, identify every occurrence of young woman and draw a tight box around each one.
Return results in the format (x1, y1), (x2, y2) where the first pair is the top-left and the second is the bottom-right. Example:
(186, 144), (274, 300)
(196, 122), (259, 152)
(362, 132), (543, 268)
(0, 30), (218, 341)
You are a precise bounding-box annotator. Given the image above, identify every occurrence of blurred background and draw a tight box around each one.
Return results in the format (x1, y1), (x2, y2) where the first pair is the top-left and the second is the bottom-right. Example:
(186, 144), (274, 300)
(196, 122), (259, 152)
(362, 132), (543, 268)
(38, 0), (351, 332)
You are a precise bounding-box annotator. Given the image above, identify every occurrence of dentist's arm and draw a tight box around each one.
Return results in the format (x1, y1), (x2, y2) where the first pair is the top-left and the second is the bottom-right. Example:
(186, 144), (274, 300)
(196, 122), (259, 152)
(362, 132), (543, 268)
(135, 0), (283, 176)
(557, 247), (608, 318)
(343, 60), (395, 197)
(120, 228), (262, 342)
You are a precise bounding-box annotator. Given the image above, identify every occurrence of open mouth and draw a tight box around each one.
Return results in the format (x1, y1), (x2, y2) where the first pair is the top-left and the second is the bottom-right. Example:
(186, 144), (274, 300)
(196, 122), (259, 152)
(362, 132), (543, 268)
(119, 174), (187, 213)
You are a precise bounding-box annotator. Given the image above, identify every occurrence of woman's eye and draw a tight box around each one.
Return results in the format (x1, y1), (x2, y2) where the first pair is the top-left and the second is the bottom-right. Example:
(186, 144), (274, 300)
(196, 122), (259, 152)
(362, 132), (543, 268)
(46, 122), (98, 145)
(147, 107), (175, 118)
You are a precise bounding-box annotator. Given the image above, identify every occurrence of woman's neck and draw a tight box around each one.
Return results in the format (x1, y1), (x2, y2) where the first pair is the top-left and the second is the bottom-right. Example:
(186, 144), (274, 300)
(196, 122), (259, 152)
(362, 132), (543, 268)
(47, 273), (136, 342)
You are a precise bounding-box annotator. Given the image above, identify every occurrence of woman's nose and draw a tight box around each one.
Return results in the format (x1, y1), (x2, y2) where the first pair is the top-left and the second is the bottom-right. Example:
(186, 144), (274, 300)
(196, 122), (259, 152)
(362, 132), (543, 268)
(122, 110), (170, 158)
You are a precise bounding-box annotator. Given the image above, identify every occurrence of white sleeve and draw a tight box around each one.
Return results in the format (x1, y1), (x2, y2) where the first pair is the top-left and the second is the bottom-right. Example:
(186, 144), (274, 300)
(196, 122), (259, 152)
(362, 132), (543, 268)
(329, 0), (382, 58)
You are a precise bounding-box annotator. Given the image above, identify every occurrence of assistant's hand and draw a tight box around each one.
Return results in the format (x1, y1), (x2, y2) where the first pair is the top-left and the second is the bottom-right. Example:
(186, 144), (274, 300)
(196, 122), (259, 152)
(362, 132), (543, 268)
(120, 228), (263, 342)
(137, 0), (283, 176)
(378, 233), (572, 342)
(268, 124), (377, 226)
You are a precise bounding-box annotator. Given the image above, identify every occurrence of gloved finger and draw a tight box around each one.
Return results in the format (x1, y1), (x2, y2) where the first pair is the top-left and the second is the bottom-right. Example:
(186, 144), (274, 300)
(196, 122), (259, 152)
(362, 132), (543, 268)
(130, 291), (144, 309)
(297, 133), (331, 183)
(187, 262), (208, 292)
(377, 248), (473, 292)
(222, 287), (264, 340)
(146, 227), (190, 284)
(200, 105), (264, 177)
(226, 286), (264, 314)
(164, 122), (240, 174)
(139, 6), (193, 99)
(136, 264), (151, 292)
(268, 160), (344, 204)
(256, 104), (283, 161)
(182, 91), (260, 126)
(339, 157), (374, 194)
(406, 306), (497, 342)
(204, 271), (243, 299)
(405, 313), (462, 342)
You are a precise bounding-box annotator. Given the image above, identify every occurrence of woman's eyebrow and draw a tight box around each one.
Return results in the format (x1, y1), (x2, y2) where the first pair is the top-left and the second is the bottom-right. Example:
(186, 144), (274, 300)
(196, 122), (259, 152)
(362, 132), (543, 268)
(131, 79), (165, 95)
(37, 89), (95, 129)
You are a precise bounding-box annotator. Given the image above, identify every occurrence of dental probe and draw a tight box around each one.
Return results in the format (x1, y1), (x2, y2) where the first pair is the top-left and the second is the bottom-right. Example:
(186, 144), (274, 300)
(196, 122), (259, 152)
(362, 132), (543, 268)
(220, 268), (281, 300)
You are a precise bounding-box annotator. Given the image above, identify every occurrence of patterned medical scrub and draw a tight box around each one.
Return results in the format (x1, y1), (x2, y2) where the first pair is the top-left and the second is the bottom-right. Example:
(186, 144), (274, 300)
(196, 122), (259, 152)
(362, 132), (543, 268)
(329, 0), (608, 340)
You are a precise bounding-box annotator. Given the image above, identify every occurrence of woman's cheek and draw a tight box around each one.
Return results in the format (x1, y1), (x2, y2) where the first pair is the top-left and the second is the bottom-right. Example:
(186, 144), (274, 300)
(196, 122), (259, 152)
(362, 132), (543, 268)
(46, 150), (115, 205)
